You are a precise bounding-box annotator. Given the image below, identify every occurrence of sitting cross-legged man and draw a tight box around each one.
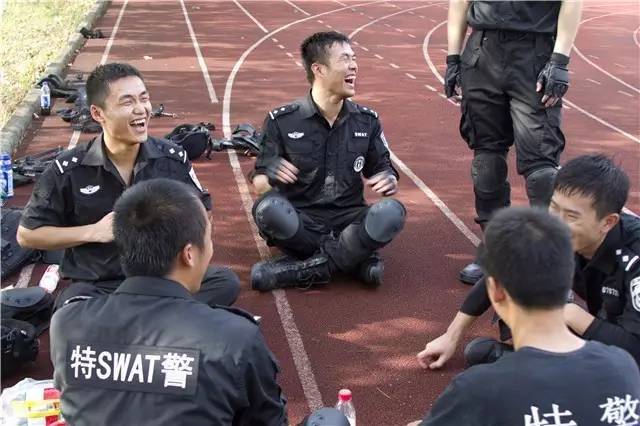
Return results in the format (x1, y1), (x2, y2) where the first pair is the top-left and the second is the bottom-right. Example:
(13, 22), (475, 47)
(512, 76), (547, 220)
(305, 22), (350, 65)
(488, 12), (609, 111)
(249, 31), (406, 291)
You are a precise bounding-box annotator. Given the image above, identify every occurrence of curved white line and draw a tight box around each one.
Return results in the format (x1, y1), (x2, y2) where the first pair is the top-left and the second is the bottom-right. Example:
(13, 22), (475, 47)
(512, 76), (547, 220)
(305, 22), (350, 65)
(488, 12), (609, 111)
(573, 12), (639, 93)
(221, 0), (383, 413)
(349, 3), (438, 38)
(423, 20), (639, 144)
(223, 0), (382, 138)
(633, 26), (640, 48)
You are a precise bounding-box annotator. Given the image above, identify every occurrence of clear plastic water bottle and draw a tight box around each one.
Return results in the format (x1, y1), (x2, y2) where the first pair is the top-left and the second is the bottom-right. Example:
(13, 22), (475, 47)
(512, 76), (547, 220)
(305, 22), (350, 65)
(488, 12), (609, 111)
(39, 265), (61, 293)
(41, 81), (51, 116)
(335, 389), (356, 426)
(1, 153), (13, 201)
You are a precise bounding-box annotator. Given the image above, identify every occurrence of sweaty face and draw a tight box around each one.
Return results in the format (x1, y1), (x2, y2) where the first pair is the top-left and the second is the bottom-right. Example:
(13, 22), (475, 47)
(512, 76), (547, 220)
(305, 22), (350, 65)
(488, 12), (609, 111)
(318, 42), (357, 98)
(549, 190), (610, 257)
(92, 76), (152, 145)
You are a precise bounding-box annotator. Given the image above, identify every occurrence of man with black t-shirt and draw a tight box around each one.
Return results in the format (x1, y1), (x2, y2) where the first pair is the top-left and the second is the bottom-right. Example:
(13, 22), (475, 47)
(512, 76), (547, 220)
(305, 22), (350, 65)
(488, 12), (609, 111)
(419, 207), (640, 425)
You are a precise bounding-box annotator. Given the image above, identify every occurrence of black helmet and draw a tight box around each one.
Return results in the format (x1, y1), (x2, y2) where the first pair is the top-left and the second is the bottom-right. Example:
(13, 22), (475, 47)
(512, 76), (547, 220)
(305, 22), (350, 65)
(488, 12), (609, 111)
(302, 408), (350, 426)
(1, 319), (39, 378)
(165, 123), (215, 160)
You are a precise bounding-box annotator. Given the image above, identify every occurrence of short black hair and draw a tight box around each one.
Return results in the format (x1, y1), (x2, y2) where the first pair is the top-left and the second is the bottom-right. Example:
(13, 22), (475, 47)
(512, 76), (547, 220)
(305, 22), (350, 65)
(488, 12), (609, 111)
(479, 207), (574, 309)
(113, 178), (208, 277)
(555, 154), (629, 219)
(300, 31), (351, 83)
(86, 63), (144, 108)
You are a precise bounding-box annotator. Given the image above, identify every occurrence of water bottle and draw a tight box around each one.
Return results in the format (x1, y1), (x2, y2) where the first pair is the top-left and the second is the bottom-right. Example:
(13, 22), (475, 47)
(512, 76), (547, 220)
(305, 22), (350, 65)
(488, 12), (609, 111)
(41, 81), (51, 116)
(1, 153), (13, 201)
(39, 265), (61, 293)
(335, 389), (356, 426)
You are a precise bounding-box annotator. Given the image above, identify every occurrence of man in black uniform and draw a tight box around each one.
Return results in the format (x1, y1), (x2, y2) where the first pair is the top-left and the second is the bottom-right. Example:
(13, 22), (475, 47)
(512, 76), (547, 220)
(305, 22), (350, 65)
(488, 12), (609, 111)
(417, 155), (640, 369)
(249, 32), (406, 291)
(17, 63), (239, 308)
(446, 0), (583, 284)
(418, 207), (640, 425)
(50, 179), (288, 425)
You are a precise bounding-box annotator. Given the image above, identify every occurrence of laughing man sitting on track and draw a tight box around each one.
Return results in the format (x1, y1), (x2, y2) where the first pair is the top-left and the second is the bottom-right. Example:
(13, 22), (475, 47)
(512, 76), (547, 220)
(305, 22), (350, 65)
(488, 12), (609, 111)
(417, 154), (640, 369)
(248, 31), (406, 291)
(17, 63), (239, 310)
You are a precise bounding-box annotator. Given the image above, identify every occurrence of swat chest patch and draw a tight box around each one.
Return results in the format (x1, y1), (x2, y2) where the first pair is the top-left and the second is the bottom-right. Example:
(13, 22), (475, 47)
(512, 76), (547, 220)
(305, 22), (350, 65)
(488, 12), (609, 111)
(66, 342), (200, 396)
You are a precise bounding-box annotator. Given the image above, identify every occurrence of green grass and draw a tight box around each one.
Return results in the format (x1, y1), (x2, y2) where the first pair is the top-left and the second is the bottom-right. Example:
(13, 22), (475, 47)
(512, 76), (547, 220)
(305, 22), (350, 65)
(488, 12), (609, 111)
(0, 0), (95, 128)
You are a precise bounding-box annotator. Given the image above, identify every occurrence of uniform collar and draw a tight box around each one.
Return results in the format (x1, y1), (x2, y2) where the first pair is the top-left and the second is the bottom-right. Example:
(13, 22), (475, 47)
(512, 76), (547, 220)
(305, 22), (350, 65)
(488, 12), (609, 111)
(581, 221), (622, 275)
(81, 134), (164, 167)
(114, 276), (194, 299)
(299, 90), (357, 120)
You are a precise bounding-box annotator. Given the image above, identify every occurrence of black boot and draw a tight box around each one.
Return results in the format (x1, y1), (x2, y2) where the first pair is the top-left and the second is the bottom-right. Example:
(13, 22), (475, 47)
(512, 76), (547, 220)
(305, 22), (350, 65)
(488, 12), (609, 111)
(251, 253), (331, 292)
(463, 337), (513, 367)
(459, 261), (484, 285)
(355, 252), (384, 288)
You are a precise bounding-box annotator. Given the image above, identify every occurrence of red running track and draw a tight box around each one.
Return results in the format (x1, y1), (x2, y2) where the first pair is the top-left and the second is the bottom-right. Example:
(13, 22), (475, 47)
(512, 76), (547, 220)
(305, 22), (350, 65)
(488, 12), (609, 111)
(2, 1), (639, 424)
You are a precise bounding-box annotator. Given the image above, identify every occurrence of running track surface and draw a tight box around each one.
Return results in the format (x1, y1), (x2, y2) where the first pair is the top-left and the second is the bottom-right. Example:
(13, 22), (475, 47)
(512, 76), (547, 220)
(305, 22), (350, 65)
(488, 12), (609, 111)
(2, 1), (639, 424)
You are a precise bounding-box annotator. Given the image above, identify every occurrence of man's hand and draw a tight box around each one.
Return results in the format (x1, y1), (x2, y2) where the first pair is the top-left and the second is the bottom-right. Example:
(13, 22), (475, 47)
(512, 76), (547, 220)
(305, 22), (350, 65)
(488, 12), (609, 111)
(536, 53), (570, 108)
(417, 332), (459, 370)
(266, 157), (299, 184)
(444, 54), (462, 99)
(89, 212), (114, 243)
(364, 171), (398, 196)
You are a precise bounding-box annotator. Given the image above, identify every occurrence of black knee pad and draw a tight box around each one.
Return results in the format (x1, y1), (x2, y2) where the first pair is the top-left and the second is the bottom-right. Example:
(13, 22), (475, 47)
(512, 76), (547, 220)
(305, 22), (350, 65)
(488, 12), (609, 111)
(253, 194), (299, 240)
(364, 199), (406, 244)
(525, 167), (558, 207)
(471, 153), (508, 198)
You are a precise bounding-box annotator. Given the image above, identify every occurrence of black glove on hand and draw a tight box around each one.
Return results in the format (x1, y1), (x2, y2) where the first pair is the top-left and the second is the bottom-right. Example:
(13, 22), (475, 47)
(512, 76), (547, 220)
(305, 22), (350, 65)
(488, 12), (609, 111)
(536, 53), (570, 106)
(444, 54), (461, 98)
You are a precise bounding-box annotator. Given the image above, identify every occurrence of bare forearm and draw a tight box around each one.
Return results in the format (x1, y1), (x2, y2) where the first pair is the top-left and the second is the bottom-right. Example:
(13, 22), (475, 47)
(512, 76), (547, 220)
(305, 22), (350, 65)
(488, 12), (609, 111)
(554, 0), (583, 55)
(17, 225), (96, 251)
(447, 0), (470, 55)
(446, 311), (476, 341)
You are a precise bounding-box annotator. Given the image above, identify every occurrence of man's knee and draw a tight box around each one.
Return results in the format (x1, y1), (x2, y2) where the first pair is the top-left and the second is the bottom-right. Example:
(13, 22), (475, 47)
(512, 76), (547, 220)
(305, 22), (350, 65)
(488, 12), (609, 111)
(471, 152), (508, 199)
(525, 167), (558, 207)
(201, 266), (240, 306)
(363, 199), (406, 244)
(252, 193), (299, 240)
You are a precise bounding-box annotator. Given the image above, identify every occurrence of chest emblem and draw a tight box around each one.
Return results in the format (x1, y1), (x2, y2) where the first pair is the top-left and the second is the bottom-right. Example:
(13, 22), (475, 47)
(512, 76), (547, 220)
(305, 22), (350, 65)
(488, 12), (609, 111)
(288, 131), (304, 139)
(354, 132), (367, 138)
(80, 185), (101, 195)
(630, 276), (640, 312)
(353, 156), (365, 173)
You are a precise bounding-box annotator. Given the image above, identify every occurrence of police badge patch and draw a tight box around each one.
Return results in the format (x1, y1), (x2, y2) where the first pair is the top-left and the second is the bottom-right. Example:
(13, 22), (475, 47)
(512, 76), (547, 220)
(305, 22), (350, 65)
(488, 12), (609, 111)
(630, 276), (640, 312)
(353, 156), (365, 173)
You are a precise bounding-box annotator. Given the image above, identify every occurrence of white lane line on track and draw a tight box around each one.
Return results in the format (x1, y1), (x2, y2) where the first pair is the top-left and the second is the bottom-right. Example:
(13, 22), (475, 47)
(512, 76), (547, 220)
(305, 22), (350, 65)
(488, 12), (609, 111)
(349, 3), (437, 38)
(317, 19), (324, 23)
(180, 0), (218, 104)
(613, 63), (626, 68)
(68, 0), (130, 151)
(618, 90), (634, 98)
(405, 72), (416, 79)
(634, 27), (640, 48)
(286, 52), (293, 58)
(389, 63), (400, 69)
(423, 19), (640, 145)
(284, 0), (310, 16)
(374, 53), (384, 60)
(222, 1), (385, 411)
(586, 78), (601, 85)
(359, 45), (369, 52)
(277, 44), (286, 49)
(587, 54), (599, 60)
(425, 84), (437, 92)
(16, 265), (35, 288)
(295, 60), (303, 67)
(333, 0), (347, 6)
(325, 24), (334, 29)
(408, 33), (416, 39)
(395, 27), (403, 32)
(272, 37), (279, 42)
(233, 0), (268, 33)
(573, 12), (639, 94)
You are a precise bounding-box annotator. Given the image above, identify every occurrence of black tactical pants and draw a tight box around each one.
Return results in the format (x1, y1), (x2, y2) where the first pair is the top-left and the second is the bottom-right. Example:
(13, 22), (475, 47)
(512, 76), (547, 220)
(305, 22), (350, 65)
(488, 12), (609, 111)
(54, 265), (240, 311)
(460, 28), (565, 225)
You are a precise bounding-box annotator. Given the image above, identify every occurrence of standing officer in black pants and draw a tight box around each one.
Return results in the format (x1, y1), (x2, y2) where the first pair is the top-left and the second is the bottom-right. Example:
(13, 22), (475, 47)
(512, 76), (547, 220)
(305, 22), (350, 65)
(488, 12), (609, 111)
(249, 31), (406, 291)
(445, 0), (583, 284)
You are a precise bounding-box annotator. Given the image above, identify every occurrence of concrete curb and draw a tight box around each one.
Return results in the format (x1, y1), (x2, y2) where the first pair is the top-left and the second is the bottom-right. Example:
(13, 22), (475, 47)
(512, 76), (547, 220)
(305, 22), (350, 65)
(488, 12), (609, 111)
(0, 0), (111, 155)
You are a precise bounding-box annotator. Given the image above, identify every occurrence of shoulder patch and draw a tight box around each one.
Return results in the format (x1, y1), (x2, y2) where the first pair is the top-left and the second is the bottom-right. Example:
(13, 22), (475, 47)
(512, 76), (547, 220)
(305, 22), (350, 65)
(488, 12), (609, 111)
(357, 104), (378, 118)
(269, 103), (299, 120)
(154, 139), (187, 164)
(53, 147), (86, 175)
(215, 305), (259, 325)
